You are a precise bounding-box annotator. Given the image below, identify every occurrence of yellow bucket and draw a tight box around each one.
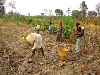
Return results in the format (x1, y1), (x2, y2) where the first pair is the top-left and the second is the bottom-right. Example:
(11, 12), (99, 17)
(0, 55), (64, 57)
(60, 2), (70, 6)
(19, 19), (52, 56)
(57, 47), (69, 61)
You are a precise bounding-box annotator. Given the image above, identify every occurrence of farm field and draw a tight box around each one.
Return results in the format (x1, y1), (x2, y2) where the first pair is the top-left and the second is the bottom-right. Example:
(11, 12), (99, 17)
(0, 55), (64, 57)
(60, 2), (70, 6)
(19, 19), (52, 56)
(0, 16), (100, 75)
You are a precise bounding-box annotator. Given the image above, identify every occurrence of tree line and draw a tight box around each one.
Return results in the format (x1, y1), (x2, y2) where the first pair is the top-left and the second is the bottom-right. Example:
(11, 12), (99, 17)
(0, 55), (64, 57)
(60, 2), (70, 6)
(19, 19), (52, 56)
(0, 0), (100, 17)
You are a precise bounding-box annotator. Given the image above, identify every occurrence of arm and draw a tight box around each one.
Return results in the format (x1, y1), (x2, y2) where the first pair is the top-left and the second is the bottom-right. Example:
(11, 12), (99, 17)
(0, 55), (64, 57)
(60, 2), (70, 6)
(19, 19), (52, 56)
(75, 31), (81, 35)
(32, 40), (35, 50)
(31, 33), (36, 50)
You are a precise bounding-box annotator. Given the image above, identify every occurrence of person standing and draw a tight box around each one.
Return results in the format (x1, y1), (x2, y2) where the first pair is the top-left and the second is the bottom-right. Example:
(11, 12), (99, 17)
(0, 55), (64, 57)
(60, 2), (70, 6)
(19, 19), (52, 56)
(48, 21), (52, 33)
(75, 22), (84, 58)
(56, 20), (64, 42)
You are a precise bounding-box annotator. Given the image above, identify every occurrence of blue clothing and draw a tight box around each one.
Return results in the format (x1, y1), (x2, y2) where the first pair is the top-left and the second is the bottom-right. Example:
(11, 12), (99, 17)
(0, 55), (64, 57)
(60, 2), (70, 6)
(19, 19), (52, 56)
(48, 25), (52, 33)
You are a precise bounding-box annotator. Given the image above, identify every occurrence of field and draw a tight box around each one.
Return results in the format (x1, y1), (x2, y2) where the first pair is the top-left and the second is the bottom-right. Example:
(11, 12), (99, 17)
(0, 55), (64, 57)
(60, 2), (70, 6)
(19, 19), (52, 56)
(0, 16), (100, 75)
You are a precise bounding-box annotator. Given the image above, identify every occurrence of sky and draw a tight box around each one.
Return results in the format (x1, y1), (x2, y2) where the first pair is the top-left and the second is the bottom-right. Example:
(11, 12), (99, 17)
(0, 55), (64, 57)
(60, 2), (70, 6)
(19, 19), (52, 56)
(5, 0), (100, 16)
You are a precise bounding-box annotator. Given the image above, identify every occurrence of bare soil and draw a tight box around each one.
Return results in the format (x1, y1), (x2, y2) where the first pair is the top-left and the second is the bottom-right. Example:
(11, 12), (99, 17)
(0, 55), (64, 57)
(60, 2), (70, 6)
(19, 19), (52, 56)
(0, 24), (100, 75)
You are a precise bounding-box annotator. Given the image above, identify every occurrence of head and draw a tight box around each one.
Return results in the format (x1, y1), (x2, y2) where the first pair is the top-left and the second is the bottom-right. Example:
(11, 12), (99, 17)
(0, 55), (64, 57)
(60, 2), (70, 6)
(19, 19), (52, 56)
(37, 30), (39, 34)
(50, 21), (52, 25)
(76, 22), (80, 27)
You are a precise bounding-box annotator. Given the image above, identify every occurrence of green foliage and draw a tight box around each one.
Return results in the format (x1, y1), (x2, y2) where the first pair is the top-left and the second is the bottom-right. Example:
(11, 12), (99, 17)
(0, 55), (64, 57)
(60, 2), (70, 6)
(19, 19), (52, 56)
(51, 25), (58, 33)
(1, 15), (75, 35)
(63, 16), (75, 38)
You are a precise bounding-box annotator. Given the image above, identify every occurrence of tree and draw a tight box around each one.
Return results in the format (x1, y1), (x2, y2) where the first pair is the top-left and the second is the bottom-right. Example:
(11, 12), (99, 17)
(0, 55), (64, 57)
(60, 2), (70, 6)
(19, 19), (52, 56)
(66, 8), (71, 16)
(8, 0), (16, 13)
(0, 0), (6, 16)
(88, 11), (97, 17)
(72, 10), (81, 18)
(0, 0), (5, 5)
(96, 3), (100, 16)
(48, 9), (53, 16)
(43, 9), (48, 16)
(41, 13), (44, 16)
(55, 9), (63, 16)
(8, 11), (20, 16)
(80, 1), (88, 17)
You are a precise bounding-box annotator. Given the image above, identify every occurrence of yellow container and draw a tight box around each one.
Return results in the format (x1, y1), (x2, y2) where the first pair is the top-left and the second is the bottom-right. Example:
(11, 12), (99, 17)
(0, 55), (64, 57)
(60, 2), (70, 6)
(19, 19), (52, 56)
(57, 47), (69, 61)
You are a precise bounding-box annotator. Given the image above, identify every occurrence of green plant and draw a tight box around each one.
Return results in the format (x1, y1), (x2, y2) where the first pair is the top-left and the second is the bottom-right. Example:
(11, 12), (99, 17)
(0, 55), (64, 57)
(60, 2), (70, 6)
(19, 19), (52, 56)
(63, 16), (75, 38)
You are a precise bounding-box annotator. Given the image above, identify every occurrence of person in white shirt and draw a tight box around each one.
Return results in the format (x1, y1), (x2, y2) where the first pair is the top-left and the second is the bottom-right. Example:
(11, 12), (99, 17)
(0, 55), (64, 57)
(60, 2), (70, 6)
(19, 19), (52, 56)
(26, 32), (44, 57)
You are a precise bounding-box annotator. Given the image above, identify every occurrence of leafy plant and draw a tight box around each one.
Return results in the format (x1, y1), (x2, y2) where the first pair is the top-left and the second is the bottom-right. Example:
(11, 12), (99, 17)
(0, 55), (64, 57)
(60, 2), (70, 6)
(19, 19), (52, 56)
(63, 16), (75, 38)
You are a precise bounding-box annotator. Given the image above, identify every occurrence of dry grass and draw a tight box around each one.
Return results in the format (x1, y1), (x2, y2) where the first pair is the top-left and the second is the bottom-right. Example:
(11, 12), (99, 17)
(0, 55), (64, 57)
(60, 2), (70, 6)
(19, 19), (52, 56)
(0, 19), (100, 75)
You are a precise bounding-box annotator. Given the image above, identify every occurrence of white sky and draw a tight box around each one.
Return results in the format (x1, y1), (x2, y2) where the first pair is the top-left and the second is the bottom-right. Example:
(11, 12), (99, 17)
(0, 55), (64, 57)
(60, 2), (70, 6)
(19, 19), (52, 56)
(5, 0), (100, 16)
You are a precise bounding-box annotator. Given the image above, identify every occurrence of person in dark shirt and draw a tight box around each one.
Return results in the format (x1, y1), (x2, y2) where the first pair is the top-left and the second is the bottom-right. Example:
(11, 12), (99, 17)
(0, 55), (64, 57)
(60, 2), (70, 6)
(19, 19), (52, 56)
(75, 22), (84, 59)
(75, 23), (84, 37)
(56, 20), (64, 42)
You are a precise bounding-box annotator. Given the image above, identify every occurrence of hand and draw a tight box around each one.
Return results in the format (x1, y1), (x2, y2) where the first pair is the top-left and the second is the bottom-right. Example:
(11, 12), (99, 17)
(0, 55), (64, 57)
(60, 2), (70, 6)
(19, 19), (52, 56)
(75, 31), (81, 35)
(32, 47), (35, 50)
